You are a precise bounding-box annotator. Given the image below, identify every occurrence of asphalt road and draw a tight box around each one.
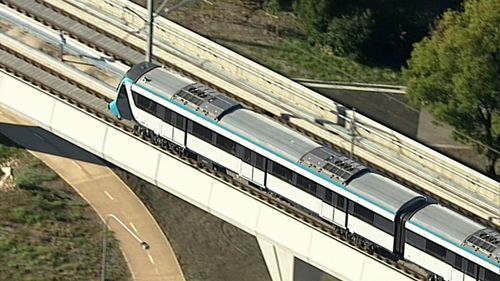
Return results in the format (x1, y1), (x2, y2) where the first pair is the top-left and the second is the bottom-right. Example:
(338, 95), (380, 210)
(314, 87), (420, 138)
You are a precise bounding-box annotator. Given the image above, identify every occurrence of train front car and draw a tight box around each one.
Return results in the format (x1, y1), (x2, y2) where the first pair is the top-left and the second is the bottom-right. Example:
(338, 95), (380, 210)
(108, 62), (161, 121)
(405, 204), (499, 281)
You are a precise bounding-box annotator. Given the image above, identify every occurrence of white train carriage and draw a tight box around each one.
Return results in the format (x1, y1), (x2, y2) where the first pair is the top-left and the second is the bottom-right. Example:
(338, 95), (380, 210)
(346, 173), (425, 251)
(406, 205), (499, 281)
(109, 62), (500, 281)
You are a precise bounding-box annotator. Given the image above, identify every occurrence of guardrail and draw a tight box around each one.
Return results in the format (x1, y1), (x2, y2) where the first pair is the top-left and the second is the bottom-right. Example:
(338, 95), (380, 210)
(47, 0), (499, 225)
(293, 78), (407, 94)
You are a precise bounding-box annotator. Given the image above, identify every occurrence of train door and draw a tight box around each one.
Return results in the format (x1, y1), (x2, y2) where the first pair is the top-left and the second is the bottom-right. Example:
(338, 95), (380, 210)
(320, 189), (335, 223)
(238, 147), (253, 180)
(130, 85), (161, 134)
(240, 161), (253, 180)
(320, 204), (334, 221)
(159, 106), (174, 140)
(252, 153), (266, 186)
(172, 113), (186, 146)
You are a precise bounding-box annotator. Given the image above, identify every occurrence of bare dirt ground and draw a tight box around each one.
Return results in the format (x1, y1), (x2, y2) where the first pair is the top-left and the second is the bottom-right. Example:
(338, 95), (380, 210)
(133, 0), (299, 47)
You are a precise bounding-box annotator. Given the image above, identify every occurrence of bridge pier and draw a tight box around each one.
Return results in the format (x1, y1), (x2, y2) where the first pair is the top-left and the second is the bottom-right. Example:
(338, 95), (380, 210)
(258, 237), (295, 281)
(258, 237), (336, 281)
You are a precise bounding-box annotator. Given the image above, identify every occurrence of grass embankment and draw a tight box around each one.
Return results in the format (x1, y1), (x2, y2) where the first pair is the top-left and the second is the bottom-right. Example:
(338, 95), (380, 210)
(0, 135), (130, 281)
(153, 0), (403, 84)
(218, 38), (402, 84)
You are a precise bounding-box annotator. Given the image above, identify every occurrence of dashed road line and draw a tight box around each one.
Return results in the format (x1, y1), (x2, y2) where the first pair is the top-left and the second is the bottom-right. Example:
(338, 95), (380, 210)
(104, 190), (114, 200)
(72, 160), (83, 170)
(148, 253), (155, 265)
(129, 222), (138, 233)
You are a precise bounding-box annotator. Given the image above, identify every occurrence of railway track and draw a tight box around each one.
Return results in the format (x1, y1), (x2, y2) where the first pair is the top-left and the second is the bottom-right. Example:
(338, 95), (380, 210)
(0, 24), (428, 280)
(0, 0), (497, 230)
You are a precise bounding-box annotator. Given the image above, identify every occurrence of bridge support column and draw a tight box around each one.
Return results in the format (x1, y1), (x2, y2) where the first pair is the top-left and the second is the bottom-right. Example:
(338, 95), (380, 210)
(258, 237), (294, 281)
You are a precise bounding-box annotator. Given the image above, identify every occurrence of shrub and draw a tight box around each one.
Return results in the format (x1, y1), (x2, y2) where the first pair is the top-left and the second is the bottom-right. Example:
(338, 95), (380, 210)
(322, 9), (374, 58)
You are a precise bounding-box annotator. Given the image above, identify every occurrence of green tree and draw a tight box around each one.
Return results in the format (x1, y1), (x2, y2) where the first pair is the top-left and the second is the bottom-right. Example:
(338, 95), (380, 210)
(404, 0), (500, 176)
(323, 8), (374, 58)
(293, 0), (333, 39)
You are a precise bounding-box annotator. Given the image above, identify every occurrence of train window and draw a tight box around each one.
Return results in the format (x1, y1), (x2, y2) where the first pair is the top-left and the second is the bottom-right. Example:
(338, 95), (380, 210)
(324, 189), (333, 203)
(235, 145), (251, 163)
(426, 240), (447, 260)
(373, 214), (394, 234)
(445, 250), (456, 265)
(463, 259), (477, 277)
(253, 153), (265, 170)
(174, 114), (185, 130)
(191, 122), (213, 143)
(351, 203), (374, 224)
(163, 107), (173, 124)
(296, 174), (317, 195)
(334, 195), (346, 211)
(135, 92), (157, 115)
(405, 230), (426, 251)
(132, 91), (139, 103)
(216, 133), (236, 155)
(479, 267), (498, 281)
(454, 254), (463, 269)
(242, 147), (251, 163)
(270, 162), (293, 184)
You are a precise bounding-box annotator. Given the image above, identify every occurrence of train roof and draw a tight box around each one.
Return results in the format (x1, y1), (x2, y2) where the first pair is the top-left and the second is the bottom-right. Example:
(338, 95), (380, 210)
(410, 204), (484, 245)
(409, 204), (500, 267)
(135, 66), (194, 100)
(134, 66), (241, 120)
(124, 61), (159, 82)
(347, 173), (421, 214)
(219, 109), (321, 162)
(299, 146), (367, 183)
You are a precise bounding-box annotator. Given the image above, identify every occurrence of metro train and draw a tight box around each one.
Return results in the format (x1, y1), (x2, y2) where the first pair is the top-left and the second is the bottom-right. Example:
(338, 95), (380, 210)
(109, 62), (499, 281)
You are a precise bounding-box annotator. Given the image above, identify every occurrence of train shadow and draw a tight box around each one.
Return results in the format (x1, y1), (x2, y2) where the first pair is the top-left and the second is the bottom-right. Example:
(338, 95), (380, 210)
(0, 123), (105, 166)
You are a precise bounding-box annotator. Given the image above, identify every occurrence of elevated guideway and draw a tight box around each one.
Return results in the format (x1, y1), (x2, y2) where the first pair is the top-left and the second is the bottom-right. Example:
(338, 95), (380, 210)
(0, 26), (423, 280)
(36, 0), (499, 226)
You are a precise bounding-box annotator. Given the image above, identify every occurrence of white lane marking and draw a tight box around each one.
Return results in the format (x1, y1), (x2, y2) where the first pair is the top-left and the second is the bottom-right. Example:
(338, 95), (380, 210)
(148, 253), (155, 264)
(104, 190), (114, 201)
(71, 161), (83, 170)
(129, 222), (138, 233)
(33, 133), (44, 141)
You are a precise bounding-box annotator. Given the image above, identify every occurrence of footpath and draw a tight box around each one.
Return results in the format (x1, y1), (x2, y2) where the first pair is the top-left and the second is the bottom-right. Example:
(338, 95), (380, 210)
(0, 107), (185, 281)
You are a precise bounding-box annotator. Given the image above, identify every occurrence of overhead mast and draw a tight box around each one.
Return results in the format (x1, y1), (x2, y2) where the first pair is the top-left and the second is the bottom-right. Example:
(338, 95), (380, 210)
(146, 0), (154, 63)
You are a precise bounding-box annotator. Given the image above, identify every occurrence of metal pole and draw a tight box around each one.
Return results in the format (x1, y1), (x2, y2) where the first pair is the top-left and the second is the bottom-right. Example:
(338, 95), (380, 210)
(350, 108), (356, 159)
(146, 0), (154, 63)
